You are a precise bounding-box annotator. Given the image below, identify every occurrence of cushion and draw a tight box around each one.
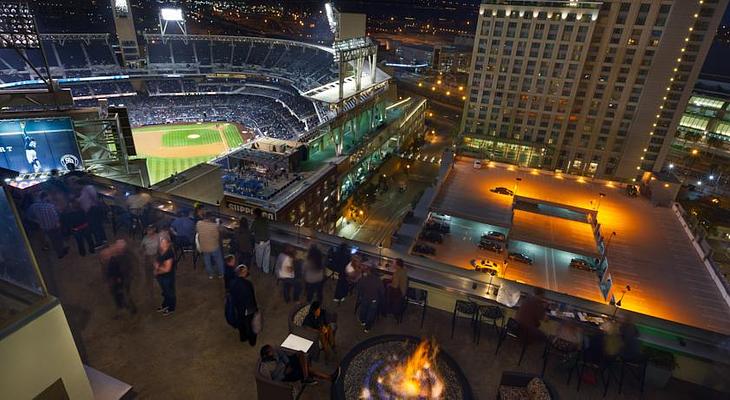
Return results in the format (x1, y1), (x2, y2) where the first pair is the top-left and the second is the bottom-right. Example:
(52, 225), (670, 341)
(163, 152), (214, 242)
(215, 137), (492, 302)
(526, 378), (551, 400)
(292, 304), (311, 327)
(498, 385), (529, 400)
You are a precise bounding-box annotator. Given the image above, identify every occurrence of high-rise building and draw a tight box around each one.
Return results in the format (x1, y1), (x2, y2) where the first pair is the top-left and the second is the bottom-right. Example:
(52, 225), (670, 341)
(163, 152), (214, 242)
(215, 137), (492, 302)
(460, 0), (729, 180)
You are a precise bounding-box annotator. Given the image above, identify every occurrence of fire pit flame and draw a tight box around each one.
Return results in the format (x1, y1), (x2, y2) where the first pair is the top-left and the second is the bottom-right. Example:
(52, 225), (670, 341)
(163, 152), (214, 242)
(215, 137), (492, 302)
(382, 339), (444, 399)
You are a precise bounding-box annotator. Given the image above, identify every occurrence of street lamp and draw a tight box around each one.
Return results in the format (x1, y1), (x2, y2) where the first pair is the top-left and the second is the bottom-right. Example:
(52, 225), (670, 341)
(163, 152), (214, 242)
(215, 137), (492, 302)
(513, 177), (522, 196)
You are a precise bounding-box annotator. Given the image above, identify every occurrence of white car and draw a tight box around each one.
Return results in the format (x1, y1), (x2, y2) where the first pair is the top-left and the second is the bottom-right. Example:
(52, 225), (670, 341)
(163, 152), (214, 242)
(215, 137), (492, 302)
(473, 159), (482, 169)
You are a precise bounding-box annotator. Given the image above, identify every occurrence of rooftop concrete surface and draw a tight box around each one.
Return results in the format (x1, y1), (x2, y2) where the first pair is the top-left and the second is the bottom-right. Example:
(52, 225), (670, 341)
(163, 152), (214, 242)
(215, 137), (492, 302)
(429, 160), (730, 335)
(31, 229), (727, 400)
(510, 209), (599, 258)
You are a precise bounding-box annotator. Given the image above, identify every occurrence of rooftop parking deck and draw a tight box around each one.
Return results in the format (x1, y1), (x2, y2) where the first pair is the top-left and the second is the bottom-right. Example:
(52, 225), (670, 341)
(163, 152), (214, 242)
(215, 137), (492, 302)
(430, 159), (730, 335)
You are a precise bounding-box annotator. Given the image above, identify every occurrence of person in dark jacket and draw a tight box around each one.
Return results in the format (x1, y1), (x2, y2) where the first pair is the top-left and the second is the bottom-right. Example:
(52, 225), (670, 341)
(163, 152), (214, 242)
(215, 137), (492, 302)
(62, 200), (95, 256)
(230, 264), (258, 346)
(223, 254), (238, 291)
(332, 242), (351, 302)
(232, 217), (253, 268)
(357, 266), (384, 333)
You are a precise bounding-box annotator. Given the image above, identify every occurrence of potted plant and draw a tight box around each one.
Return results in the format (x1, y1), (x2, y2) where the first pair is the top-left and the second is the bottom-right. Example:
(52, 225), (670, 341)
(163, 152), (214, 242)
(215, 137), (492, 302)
(644, 347), (678, 388)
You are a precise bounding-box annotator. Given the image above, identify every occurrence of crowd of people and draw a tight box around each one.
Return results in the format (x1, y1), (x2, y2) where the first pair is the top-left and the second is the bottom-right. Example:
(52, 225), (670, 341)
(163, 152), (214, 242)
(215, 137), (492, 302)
(125, 94), (308, 140)
(16, 174), (413, 388)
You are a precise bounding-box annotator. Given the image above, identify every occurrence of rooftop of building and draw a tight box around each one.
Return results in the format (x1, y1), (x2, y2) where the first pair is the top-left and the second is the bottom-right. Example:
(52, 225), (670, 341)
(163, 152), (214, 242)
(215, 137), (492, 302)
(31, 229), (727, 400)
(430, 159), (730, 335)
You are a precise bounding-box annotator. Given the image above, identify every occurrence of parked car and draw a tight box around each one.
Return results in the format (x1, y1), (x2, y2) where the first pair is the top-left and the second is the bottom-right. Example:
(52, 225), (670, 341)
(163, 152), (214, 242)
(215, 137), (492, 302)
(570, 258), (595, 271)
(478, 239), (503, 253)
(491, 186), (514, 196)
(426, 219), (450, 233)
(413, 243), (436, 255)
(471, 258), (500, 274)
(508, 252), (533, 265)
(626, 184), (638, 197)
(473, 159), (483, 169)
(482, 231), (506, 242)
(419, 230), (443, 243)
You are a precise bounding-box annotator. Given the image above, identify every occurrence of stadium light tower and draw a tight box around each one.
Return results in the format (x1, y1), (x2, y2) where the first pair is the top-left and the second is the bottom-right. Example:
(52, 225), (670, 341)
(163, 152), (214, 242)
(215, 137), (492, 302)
(0, 1), (54, 90)
(159, 7), (187, 36)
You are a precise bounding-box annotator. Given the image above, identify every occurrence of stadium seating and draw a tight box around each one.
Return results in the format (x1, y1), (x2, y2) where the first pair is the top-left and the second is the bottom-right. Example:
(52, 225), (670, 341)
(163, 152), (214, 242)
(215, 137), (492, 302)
(0, 35), (120, 83)
(144, 36), (337, 92)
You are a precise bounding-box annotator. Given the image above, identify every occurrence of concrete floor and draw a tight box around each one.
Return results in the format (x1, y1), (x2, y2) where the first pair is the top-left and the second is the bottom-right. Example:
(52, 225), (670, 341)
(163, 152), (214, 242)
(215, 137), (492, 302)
(30, 228), (725, 400)
(430, 160), (730, 335)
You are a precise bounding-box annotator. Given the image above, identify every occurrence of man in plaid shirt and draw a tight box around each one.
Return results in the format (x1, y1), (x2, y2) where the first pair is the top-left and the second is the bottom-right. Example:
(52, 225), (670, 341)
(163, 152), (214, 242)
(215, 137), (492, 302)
(29, 192), (68, 259)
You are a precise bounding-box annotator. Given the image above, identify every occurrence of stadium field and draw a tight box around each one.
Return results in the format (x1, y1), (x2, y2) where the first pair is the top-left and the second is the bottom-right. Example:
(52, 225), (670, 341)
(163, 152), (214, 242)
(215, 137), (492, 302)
(132, 122), (247, 184)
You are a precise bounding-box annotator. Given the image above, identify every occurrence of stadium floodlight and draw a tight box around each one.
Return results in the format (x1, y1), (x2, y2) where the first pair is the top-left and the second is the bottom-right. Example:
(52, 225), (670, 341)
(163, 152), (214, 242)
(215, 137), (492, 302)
(325, 2), (338, 35)
(114, 0), (129, 16)
(159, 7), (186, 36)
(160, 8), (184, 21)
(0, 2), (40, 49)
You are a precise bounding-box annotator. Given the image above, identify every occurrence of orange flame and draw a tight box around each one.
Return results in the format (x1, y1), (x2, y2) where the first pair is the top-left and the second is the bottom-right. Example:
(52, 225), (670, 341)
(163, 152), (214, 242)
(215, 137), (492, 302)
(385, 339), (444, 399)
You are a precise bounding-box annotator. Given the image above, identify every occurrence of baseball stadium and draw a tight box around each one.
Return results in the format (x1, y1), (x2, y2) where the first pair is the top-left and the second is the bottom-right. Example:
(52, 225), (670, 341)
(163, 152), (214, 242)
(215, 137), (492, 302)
(0, 3), (425, 231)
(131, 122), (247, 184)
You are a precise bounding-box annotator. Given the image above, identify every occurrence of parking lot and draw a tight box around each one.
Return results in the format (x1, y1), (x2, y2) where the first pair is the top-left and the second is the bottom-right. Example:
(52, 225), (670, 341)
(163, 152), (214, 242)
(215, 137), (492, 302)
(427, 159), (730, 335)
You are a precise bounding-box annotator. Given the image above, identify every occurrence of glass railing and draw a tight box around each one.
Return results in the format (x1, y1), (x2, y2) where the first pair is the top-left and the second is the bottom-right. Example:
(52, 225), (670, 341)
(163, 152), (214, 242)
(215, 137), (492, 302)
(0, 185), (51, 335)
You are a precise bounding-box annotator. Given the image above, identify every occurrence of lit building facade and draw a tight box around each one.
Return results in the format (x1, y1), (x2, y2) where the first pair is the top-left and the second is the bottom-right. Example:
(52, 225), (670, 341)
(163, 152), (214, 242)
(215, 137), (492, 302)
(460, 0), (729, 180)
(669, 77), (730, 167)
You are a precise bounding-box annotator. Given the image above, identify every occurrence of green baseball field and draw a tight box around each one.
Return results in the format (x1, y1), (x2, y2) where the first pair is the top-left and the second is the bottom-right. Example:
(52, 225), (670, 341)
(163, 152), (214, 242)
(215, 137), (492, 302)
(131, 122), (246, 185)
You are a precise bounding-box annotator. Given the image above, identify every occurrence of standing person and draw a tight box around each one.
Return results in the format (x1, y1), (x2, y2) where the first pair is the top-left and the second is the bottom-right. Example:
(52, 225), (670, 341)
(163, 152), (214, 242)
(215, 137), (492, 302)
(140, 225), (160, 299)
(230, 264), (258, 346)
(515, 287), (548, 343)
(276, 245), (300, 303)
(170, 210), (195, 249)
(251, 208), (271, 273)
(332, 242), (352, 303)
(196, 213), (224, 279)
(232, 217), (253, 268)
(356, 266), (384, 333)
(223, 254), (238, 291)
(63, 200), (95, 256)
(126, 187), (152, 225)
(76, 178), (107, 246)
(154, 236), (176, 316)
(386, 258), (408, 316)
(101, 239), (136, 315)
(28, 192), (68, 259)
(303, 244), (325, 303)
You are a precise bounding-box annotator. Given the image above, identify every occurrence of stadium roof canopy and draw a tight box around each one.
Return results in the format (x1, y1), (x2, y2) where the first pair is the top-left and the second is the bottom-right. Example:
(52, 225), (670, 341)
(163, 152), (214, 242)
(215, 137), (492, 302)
(302, 63), (390, 104)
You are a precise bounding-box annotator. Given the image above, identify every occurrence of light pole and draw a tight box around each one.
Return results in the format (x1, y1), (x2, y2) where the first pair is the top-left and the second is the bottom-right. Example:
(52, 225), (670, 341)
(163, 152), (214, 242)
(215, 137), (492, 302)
(514, 177), (522, 196)
(596, 192), (606, 212)
(612, 285), (631, 318)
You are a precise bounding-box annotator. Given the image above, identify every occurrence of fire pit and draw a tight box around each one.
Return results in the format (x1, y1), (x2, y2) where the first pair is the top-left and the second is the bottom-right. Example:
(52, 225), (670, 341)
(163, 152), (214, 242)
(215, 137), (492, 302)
(332, 335), (473, 400)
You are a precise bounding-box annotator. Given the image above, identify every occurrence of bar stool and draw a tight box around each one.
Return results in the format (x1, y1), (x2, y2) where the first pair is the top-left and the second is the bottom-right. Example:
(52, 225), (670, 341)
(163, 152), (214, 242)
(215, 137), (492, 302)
(575, 349), (612, 395)
(617, 355), (647, 394)
(541, 335), (581, 378)
(475, 304), (504, 345)
(451, 300), (478, 341)
(495, 318), (531, 365)
(396, 287), (428, 328)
